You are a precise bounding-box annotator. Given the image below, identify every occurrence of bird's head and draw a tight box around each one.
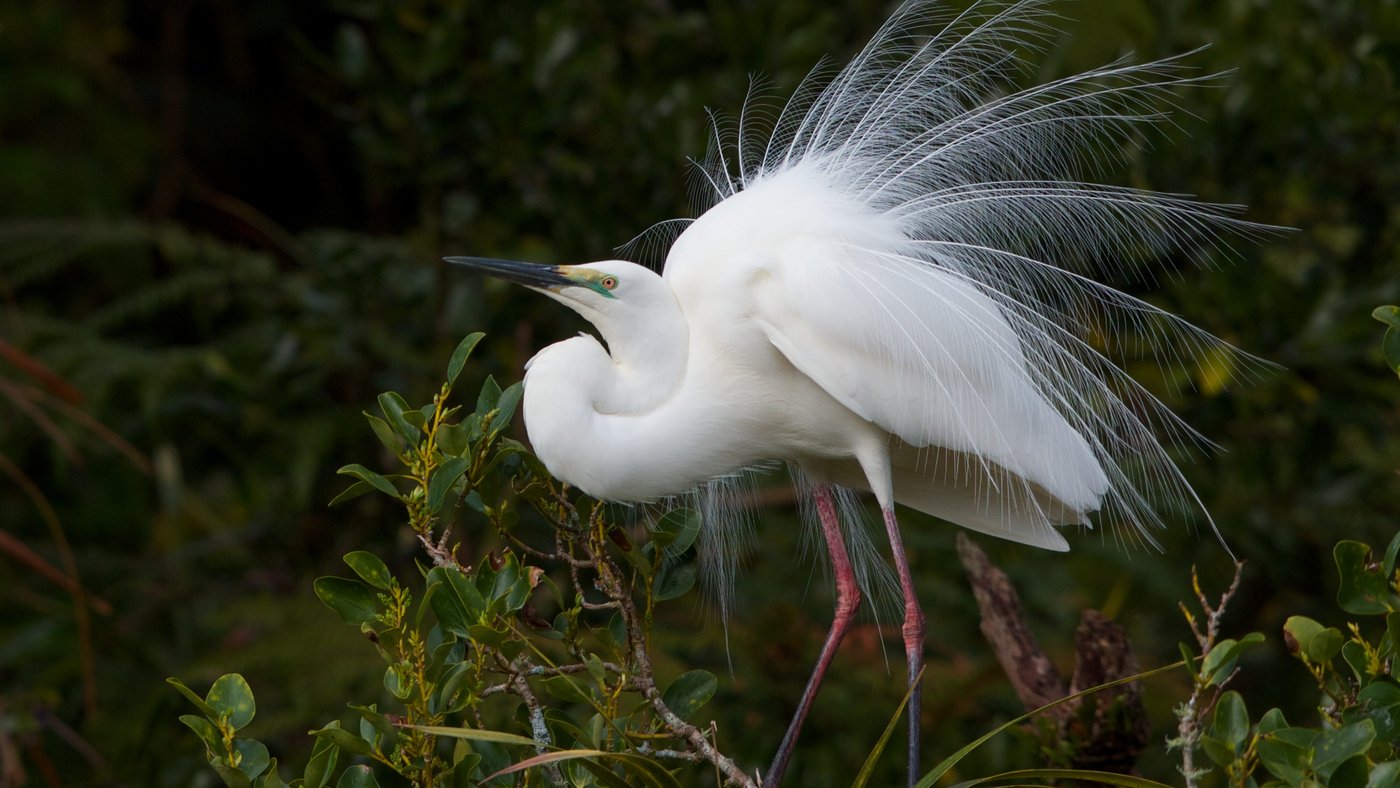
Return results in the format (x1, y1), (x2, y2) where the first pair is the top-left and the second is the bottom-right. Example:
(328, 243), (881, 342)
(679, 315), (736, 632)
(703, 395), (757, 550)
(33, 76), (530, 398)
(445, 257), (680, 350)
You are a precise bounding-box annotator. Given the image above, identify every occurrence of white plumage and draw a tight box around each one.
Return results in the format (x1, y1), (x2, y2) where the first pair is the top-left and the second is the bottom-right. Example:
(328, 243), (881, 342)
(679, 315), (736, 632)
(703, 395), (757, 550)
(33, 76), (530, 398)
(450, 1), (1265, 782)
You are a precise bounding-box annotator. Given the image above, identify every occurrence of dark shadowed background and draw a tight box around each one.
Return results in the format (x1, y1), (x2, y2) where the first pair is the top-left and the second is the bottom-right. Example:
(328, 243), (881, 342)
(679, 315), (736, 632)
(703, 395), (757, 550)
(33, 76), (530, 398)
(2, 0), (1397, 785)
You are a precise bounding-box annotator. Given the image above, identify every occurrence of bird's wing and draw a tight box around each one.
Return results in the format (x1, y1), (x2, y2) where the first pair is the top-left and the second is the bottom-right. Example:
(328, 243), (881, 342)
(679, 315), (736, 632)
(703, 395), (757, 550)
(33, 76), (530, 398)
(751, 235), (1109, 519)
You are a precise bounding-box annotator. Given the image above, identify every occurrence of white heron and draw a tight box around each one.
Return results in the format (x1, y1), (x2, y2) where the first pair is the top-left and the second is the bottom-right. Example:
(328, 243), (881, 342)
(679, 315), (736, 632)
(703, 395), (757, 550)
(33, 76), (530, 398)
(449, 0), (1263, 783)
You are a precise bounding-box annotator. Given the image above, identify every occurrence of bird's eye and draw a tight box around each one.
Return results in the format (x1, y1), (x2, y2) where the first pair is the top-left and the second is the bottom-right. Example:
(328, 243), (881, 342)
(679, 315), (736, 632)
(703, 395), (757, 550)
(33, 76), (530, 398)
(600, 276), (618, 290)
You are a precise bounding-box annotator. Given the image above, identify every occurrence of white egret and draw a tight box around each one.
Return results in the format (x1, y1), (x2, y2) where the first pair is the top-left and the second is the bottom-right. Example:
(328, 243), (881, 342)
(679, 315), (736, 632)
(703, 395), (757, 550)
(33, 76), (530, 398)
(450, 0), (1263, 783)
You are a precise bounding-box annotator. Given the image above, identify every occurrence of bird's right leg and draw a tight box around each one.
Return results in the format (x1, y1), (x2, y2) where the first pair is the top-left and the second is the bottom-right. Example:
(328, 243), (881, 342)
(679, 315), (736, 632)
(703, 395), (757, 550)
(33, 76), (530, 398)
(764, 484), (862, 787)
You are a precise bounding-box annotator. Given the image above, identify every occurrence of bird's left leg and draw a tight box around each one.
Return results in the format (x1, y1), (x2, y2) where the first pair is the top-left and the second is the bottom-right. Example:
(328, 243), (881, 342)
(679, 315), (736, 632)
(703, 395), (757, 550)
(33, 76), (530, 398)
(882, 505), (925, 787)
(764, 484), (861, 786)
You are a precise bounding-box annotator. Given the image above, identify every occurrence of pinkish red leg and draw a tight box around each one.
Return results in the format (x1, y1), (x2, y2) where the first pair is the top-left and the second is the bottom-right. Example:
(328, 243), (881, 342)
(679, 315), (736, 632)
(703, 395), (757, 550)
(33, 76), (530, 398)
(765, 485), (862, 787)
(882, 506), (925, 787)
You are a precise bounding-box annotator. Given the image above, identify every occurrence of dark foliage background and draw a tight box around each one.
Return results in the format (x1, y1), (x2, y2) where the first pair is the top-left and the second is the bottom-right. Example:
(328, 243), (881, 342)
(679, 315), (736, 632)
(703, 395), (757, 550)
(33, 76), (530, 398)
(2, 0), (1397, 785)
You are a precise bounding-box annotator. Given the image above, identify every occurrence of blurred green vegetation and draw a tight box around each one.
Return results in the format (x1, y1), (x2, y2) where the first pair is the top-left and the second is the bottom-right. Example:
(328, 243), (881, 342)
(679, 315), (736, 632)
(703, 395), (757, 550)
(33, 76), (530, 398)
(2, 0), (1397, 785)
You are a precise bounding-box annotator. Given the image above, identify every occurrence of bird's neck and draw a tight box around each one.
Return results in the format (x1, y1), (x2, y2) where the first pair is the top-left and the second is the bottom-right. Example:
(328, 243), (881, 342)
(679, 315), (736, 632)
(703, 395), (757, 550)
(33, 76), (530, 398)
(589, 297), (690, 414)
(521, 300), (695, 501)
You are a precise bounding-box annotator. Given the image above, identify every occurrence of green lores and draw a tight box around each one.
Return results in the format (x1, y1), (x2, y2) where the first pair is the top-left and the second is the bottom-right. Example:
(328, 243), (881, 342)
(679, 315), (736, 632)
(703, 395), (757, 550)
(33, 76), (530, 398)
(571, 267), (620, 298)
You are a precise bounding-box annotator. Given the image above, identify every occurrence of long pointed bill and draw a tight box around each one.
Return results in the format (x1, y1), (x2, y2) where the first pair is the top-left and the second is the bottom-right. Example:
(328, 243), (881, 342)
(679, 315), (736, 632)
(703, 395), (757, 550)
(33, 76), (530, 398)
(444, 256), (574, 290)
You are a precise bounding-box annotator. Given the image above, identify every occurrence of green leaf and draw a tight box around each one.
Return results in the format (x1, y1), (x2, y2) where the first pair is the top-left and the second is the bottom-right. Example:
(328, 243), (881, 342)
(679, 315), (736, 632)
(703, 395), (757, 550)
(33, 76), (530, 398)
(384, 665), (411, 700)
(1256, 731), (1312, 786)
(254, 757), (287, 788)
(179, 714), (222, 753)
(335, 765), (380, 788)
(1356, 681), (1400, 741)
(314, 577), (379, 625)
(232, 738), (271, 779)
(447, 752), (483, 788)
(489, 382), (523, 433)
(486, 553), (529, 610)
(1211, 691), (1251, 751)
(652, 510), (701, 554)
(427, 457), (471, 513)
(475, 375), (502, 416)
(1374, 305), (1400, 331)
(377, 392), (418, 442)
(309, 725), (373, 757)
(349, 704), (398, 751)
(447, 332), (485, 387)
(327, 480), (375, 506)
(302, 726), (340, 788)
(1283, 616), (1344, 663)
(481, 749), (684, 788)
(436, 663), (479, 714)
(211, 759), (253, 788)
(1330, 755), (1368, 788)
(1368, 761), (1400, 788)
(653, 559), (698, 601)
(406, 725), (543, 747)
(1336, 540), (1399, 615)
(343, 551), (392, 591)
(428, 566), (485, 636)
(467, 622), (510, 648)
(1314, 719), (1376, 778)
(1342, 639), (1371, 683)
(1200, 633), (1265, 685)
(167, 677), (219, 718)
(1386, 530), (1400, 577)
(1258, 707), (1289, 735)
(436, 422), (470, 457)
(335, 464), (400, 499)
(1386, 327), (1400, 376)
(661, 670), (716, 721)
(1388, 613), (1400, 658)
(1199, 733), (1234, 768)
(207, 674), (257, 730)
(363, 413), (403, 454)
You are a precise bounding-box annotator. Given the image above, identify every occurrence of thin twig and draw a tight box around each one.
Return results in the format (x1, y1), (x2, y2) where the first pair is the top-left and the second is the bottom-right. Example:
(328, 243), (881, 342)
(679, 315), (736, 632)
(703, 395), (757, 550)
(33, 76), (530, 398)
(1175, 560), (1246, 788)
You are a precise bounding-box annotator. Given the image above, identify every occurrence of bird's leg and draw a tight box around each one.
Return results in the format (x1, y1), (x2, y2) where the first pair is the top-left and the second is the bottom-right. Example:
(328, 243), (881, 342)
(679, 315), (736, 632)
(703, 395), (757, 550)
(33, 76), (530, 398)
(765, 484), (862, 787)
(882, 506), (925, 787)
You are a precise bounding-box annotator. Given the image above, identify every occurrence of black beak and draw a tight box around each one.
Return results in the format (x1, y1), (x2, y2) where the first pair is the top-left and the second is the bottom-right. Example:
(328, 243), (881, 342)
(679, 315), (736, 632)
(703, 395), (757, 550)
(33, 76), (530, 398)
(444, 256), (573, 289)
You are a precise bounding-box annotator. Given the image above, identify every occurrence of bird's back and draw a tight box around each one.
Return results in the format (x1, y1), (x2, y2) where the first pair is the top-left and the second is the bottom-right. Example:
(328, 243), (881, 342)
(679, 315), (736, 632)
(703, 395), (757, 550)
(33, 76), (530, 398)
(664, 164), (1110, 546)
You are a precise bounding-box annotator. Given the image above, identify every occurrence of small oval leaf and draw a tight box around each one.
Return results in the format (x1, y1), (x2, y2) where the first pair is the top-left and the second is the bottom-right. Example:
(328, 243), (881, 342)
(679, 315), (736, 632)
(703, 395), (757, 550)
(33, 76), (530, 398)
(179, 714), (222, 753)
(661, 670), (717, 721)
(364, 413), (403, 454)
(309, 725), (373, 757)
(314, 577), (379, 625)
(336, 765), (381, 788)
(427, 457), (472, 513)
(328, 479), (374, 507)
(344, 551), (393, 591)
(654, 560), (698, 602)
(1372, 305), (1400, 331)
(427, 567), (484, 637)
(302, 729), (340, 788)
(206, 674), (257, 730)
(336, 464), (400, 499)
(447, 333), (485, 387)
(167, 677), (219, 718)
(377, 392), (418, 442)
(489, 382), (523, 433)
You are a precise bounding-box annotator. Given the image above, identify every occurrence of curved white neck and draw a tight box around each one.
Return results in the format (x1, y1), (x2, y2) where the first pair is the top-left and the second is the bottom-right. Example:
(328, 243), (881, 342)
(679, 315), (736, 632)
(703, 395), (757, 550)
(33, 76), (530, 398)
(551, 283), (690, 414)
